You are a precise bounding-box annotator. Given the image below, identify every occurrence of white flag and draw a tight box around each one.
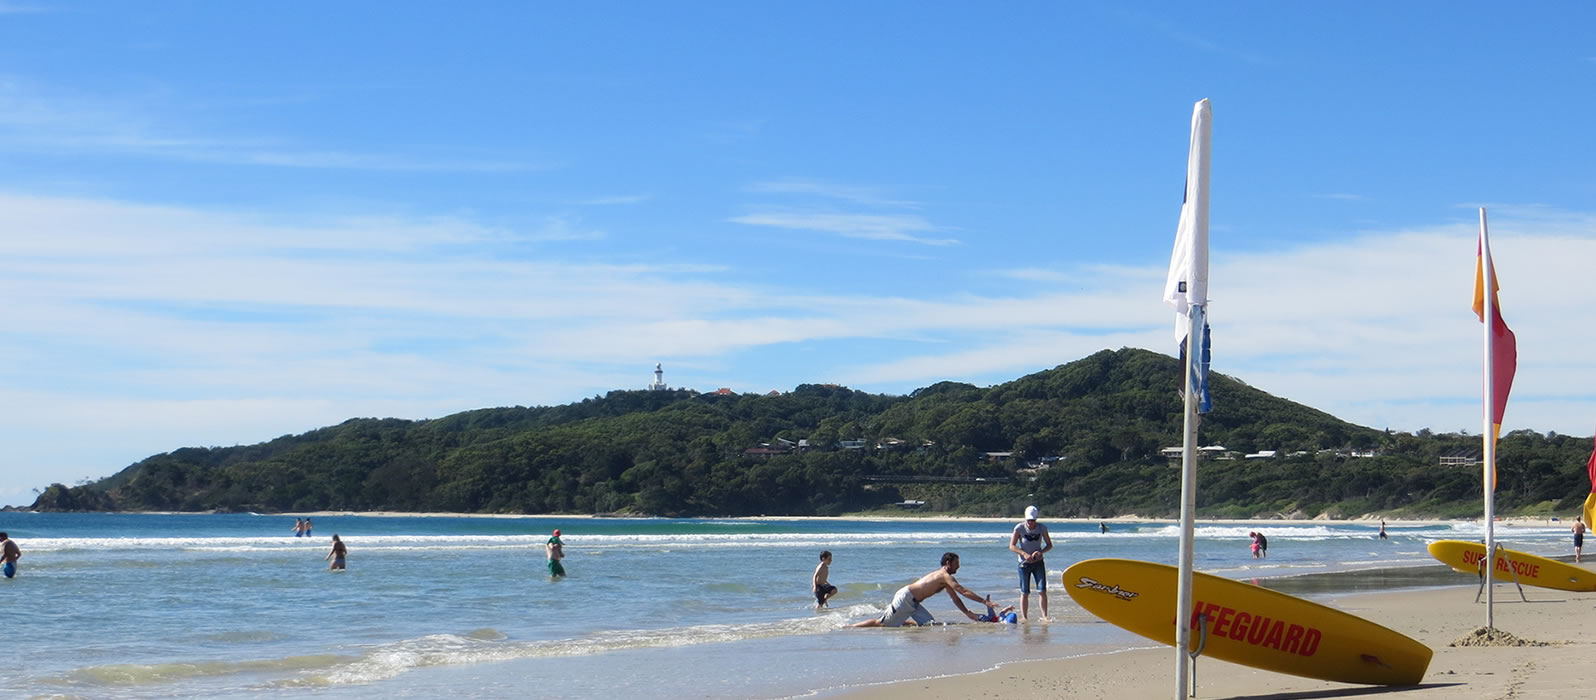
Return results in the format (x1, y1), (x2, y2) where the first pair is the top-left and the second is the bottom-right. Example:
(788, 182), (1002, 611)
(1162, 98), (1211, 346)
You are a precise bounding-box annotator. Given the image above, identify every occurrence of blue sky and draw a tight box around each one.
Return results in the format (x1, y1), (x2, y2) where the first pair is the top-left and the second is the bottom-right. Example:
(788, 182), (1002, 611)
(2, 3), (1594, 505)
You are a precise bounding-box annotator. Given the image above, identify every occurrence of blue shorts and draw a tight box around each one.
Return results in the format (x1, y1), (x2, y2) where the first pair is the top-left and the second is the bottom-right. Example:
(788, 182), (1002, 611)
(1018, 561), (1046, 594)
(2, 561), (14, 579)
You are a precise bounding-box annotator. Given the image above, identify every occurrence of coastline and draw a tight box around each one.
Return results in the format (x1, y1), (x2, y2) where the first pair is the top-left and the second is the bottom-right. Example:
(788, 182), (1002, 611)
(826, 567), (1596, 700)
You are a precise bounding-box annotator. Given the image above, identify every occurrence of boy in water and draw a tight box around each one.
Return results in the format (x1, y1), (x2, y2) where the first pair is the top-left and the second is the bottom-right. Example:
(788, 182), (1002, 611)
(813, 551), (838, 609)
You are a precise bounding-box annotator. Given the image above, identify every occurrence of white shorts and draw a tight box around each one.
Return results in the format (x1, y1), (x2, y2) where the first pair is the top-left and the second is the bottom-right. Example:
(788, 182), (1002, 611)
(879, 585), (935, 627)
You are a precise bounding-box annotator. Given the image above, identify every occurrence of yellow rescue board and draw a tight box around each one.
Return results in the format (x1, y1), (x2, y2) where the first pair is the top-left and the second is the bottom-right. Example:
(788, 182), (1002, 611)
(1062, 559), (1431, 686)
(1426, 540), (1596, 592)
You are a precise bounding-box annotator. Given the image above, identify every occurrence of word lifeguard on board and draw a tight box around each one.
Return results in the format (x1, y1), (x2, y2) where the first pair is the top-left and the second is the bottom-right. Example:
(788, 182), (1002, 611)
(1459, 550), (1541, 578)
(1183, 600), (1323, 657)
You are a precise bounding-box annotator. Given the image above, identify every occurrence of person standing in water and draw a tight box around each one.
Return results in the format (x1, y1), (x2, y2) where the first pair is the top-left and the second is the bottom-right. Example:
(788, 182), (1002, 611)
(1378, 520), (1388, 540)
(813, 551), (838, 609)
(325, 535), (346, 570)
(1008, 505), (1053, 621)
(546, 529), (566, 578)
(0, 533), (20, 579)
(1572, 517), (1586, 563)
(303, 518), (313, 538)
(292, 518), (305, 537)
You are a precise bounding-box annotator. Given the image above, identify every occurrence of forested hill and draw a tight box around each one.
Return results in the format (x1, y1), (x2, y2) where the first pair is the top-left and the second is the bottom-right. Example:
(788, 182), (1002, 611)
(29, 348), (1595, 518)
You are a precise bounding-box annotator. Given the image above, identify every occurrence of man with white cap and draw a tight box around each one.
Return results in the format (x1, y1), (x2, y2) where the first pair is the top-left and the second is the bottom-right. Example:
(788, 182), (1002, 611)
(1007, 505), (1053, 621)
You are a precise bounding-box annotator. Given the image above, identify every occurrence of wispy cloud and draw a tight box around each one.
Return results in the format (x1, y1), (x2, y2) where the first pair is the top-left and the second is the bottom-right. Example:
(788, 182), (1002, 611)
(746, 179), (919, 208)
(0, 77), (537, 172)
(575, 194), (653, 206)
(731, 211), (960, 246)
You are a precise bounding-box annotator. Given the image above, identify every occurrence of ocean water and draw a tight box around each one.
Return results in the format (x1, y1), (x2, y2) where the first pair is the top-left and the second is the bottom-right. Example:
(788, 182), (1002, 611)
(0, 513), (1573, 699)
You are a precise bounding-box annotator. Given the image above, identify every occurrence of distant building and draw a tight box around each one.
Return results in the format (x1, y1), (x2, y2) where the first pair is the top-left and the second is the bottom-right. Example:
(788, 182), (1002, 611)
(649, 363), (668, 391)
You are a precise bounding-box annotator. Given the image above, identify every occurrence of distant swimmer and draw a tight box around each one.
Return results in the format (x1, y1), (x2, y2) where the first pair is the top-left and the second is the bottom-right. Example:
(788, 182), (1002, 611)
(1573, 517), (1586, 563)
(546, 529), (566, 578)
(852, 552), (989, 627)
(1100, 522), (1108, 534)
(293, 517), (305, 538)
(325, 534), (346, 570)
(304, 518), (313, 538)
(1008, 505), (1053, 621)
(813, 550), (838, 609)
(1378, 520), (1388, 540)
(1252, 531), (1268, 558)
(0, 532), (19, 579)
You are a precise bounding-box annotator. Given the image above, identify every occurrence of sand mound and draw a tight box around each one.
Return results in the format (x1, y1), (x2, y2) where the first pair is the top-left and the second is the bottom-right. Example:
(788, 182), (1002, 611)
(1449, 627), (1555, 647)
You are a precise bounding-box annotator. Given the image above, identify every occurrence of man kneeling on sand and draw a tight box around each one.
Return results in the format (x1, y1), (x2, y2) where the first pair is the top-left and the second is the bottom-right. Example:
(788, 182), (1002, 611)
(853, 552), (989, 627)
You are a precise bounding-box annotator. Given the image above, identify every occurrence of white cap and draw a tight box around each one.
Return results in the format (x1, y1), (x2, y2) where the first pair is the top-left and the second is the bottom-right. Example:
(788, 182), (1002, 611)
(1024, 505), (1039, 520)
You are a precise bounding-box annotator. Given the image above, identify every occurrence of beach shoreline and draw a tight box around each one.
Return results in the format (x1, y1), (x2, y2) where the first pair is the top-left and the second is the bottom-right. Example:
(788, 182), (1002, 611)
(824, 567), (1596, 700)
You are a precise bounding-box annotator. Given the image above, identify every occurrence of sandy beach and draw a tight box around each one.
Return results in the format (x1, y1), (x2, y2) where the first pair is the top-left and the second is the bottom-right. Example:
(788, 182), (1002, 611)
(834, 565), (1596, 700)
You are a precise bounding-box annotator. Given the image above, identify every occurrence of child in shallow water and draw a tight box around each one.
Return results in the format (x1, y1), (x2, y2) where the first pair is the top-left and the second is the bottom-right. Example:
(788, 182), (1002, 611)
(977, 597), (1018, 623)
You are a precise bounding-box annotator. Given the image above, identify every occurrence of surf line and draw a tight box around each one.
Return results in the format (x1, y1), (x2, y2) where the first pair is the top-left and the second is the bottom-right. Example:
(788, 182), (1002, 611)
(1459, 550), (1540, 578)
(1178, 601), (1323, 657)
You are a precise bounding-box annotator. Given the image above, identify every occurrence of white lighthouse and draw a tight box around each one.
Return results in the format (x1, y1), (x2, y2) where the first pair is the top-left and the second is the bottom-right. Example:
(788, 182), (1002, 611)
(649, 362), (667, 391)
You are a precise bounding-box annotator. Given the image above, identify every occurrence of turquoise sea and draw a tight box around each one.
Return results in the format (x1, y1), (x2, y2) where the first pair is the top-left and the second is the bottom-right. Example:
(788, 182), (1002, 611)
(0, 513), (1573, 699)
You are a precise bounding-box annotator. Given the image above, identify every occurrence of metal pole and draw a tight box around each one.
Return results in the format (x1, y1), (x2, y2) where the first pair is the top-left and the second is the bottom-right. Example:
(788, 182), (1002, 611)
(1174, 305), (1203, 698)
(1480, 207), (1496, 629)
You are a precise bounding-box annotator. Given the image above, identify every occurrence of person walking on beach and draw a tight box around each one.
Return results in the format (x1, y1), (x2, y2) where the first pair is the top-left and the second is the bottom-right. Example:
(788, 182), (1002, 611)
(546, 529), (566, 578)
(292, 518), (305, 537)
(325, 534), (346, 570)
(1572, 517), (1586, 563)
(1008, 505), (1053, 621)
(852, 552), (990, 627)
(0, 532), (20, 579)
(813, 550), (838, 609)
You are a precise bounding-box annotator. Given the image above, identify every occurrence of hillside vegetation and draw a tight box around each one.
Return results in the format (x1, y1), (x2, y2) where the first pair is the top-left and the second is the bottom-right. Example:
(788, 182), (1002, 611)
(30, 348), (1594, 519)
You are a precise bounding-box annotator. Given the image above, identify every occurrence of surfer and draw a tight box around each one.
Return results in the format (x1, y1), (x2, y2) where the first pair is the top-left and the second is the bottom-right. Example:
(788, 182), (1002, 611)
(0, 532), (19, 579)
(1572, 517), (1585, 563)
(324, 534), (346, 570)
(851, 552), (989, 627)
(1008, 505), (1053, 621)
(813, 550), (838, 609)
(547, 529), (566, 578)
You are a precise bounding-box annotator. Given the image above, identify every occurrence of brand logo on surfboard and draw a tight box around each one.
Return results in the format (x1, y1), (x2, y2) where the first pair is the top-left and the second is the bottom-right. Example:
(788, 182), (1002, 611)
(1187, 600), (1323, 657)
(1073, 576), (1139, 601)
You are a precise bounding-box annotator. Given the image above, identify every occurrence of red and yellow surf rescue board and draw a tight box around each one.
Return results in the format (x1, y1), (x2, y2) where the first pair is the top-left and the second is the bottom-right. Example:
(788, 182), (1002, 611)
(1062, 558), (1431, 686)
(1426, 539), (1596, 592)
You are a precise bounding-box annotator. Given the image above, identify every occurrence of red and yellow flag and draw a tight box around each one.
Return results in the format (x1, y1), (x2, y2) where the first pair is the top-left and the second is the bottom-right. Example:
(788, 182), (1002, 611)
(1583, 437), (1596, 528)
(1472, 238), (1517, 443)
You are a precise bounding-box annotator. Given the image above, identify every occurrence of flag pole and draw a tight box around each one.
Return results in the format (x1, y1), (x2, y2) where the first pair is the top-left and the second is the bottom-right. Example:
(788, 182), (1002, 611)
(1165, 98), (1210, 699)
(1175, 306), (1202, 698)
(1479, 207), (1496, 629)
